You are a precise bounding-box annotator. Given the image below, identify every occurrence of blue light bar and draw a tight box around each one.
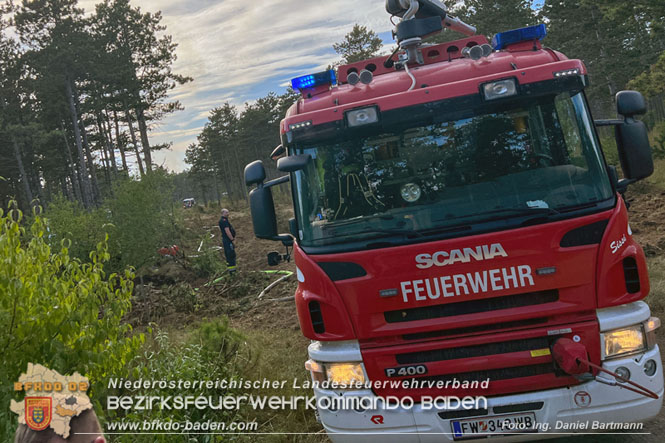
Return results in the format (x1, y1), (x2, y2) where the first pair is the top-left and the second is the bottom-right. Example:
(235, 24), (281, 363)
(291, 70), (337, 91)
(491, 24), (547, 50)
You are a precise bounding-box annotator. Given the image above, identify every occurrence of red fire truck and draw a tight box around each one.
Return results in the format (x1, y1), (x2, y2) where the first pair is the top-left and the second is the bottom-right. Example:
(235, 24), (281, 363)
(244, 0), (663, 440)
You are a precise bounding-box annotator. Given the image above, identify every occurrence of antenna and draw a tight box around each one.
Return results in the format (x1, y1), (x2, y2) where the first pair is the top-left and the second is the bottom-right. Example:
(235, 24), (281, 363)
(386, 0), (476, 66)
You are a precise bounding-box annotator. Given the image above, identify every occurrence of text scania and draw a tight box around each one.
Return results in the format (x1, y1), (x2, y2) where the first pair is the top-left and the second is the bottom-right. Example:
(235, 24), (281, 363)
(415, 243), (508, 269)
(401, 266), (535, 303)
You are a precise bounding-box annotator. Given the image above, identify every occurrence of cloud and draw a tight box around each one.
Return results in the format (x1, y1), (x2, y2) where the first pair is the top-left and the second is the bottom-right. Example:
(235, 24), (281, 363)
(80, 0), (394, 172)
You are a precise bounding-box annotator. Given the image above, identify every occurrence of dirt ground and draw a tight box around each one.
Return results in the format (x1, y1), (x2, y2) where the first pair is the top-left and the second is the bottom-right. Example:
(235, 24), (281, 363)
(157, 186), (665, 442)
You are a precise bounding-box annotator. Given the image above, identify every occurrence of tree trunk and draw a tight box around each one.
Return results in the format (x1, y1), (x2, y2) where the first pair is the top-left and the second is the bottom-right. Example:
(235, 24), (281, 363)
(112, 109), (129, 173)
(96, 114), (114, 185)
(124, 102), (145, 177)
(1, 99), (34, 208)
(98, 112), (117, 175)
(64, 78), (93, 208)
(218, 156), (233, 202)
(136, 107), (152, 172)
(80, 120), (101, 203)
(212, 173), (221, 205)
(61, 178), (72, 200)
(98, 135), (112, 186)
(59, 120), (83, 203)
(11, 137), (34, 206)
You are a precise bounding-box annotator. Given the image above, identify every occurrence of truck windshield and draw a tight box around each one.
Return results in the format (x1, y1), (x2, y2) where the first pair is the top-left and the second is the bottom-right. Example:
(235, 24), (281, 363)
(292, 91), (613, 248)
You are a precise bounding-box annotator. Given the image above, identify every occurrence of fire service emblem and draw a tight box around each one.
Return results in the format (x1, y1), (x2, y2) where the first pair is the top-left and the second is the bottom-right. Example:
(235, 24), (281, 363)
(25, 397), (52, 431)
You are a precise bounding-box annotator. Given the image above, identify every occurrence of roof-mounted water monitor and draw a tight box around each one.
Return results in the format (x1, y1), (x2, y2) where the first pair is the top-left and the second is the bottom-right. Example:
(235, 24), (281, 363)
(386, 0), (476, 68)
(386, 0), (476, 40)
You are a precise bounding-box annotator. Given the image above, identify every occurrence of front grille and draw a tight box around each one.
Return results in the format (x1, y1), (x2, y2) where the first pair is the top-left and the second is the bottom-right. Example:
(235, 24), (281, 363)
(402, 317), (548, 341)
(385, 290), (559, 323)
(396, 336), (551, 364)
(422, 363), (554, 384)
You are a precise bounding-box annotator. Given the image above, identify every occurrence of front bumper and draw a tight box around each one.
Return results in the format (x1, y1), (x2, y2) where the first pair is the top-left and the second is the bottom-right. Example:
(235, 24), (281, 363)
(315, 345), (663, 443)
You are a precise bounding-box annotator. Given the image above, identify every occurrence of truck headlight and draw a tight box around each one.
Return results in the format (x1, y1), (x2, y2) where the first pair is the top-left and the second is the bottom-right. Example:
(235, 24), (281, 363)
(306, 360), (368, 389)
(603, 325), (646, 360)
(324, 363), (366, 388)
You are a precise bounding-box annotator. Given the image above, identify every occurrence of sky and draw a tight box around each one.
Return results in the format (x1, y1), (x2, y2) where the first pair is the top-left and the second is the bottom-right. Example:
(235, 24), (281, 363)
(77, 0), (395, 172)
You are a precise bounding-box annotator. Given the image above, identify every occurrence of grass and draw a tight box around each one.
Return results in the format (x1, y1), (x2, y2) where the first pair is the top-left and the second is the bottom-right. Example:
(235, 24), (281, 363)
(644, 157), (665, 191)
(233, 327), (326, 443)
(646, 255), (665, 317)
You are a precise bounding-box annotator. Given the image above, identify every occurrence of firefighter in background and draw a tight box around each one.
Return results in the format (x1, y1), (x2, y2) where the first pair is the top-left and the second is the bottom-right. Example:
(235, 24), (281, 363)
(218, 208), (237, 274)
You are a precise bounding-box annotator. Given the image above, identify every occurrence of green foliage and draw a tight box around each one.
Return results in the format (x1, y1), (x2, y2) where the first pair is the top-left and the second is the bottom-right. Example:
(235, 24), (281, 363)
(44, 170), (180, 272)
(186, 90), (297, 203)
(459, 0), (537, 37)
(0, 202), (142, 439)
(628, 51), (665, 97)
(543, 0), (665, 116)
(333, 24), (383, 65)
(652, 122), (665, 159)
(190, 235), (225, 278)
(597, 130), (620, 166)
(106, 170), (179, 270)
(106, 319), (247, 443)
(42, 194), (109, 263)
(165, 282), (199, 314)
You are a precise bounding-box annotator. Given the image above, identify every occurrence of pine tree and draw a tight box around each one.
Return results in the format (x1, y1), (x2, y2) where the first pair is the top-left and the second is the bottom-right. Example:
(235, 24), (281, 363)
(333, 24), (384, 64)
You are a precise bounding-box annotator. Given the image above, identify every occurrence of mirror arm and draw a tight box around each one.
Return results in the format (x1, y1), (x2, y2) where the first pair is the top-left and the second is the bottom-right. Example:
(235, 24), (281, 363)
(594, 119), (624, 127)
(617, 178), (637, 194)
(264, 175), (290, 188)
(272, 234), (294, 246)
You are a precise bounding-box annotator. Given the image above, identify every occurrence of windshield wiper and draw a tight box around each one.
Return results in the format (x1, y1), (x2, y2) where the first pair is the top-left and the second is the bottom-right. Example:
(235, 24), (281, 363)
(476, 206), (560, 218)
(327, 214), (394, 228)
(354, 227), (423, 238)
(434, 206), (559, 223)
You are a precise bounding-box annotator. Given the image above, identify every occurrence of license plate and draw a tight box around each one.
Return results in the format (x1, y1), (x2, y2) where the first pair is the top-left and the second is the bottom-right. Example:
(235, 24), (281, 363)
(451, 412), (537, 440)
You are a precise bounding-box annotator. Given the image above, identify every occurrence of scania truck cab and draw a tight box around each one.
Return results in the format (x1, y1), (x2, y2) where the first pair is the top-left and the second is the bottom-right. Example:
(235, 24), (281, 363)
(243, 1), (662, 441)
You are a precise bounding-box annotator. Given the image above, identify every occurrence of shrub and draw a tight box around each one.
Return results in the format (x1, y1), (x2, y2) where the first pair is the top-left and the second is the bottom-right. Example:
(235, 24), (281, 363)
(42, 194), (109, 263)
(107, 171), (180, 271)
(0, 203), (143, 440)
(105, 319), (248, 442)
(166, 282), (199, 314)
(652, 121), (665, 159)
(44, 170), (181, 273)
(190, 234), (225, 278)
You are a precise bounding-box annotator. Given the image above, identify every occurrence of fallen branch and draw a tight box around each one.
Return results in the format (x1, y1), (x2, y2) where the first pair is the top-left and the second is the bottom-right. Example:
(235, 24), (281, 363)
(258, 273), (293, 299)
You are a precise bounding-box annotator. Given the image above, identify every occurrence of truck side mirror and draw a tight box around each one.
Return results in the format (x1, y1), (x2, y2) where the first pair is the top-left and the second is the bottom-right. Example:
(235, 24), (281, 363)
(277, 154), (311, 172)
(615, 91), (654, 181)
(249, 185), (279, 240)
(245, 160), (294, 246)
(244, 160), (266, 186)
(617, 91), (646, 117)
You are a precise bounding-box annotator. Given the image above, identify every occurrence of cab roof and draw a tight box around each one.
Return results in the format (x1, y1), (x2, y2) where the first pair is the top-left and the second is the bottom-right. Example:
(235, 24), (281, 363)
(282, 36), (582, 134)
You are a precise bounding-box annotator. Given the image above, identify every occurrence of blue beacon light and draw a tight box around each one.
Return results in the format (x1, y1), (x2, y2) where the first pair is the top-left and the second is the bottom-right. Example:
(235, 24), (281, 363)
(291, 70), (337, 92)
(491, 24), (547, 50)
